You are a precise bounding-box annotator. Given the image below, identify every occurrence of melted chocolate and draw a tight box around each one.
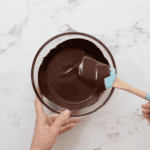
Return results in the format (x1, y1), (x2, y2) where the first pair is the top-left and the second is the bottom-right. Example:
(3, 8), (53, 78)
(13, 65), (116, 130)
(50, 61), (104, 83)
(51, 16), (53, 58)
(38, 39), (109, 104)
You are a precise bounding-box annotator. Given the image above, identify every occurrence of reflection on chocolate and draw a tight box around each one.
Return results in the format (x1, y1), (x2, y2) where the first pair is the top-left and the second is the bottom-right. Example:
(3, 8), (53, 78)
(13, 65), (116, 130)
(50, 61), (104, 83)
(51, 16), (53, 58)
(38, 39), (109, 105)
(78, 56), (110, 86)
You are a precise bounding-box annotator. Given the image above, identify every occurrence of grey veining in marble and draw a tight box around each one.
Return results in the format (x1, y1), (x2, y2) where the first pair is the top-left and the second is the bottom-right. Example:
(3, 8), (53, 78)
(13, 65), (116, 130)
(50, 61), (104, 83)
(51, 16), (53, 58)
(0, 0), (150, 150)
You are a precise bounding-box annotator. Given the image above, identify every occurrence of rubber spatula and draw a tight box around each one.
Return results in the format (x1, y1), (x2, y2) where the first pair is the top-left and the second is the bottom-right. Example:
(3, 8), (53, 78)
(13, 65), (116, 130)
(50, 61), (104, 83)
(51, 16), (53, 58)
(60, 56), (150, 101)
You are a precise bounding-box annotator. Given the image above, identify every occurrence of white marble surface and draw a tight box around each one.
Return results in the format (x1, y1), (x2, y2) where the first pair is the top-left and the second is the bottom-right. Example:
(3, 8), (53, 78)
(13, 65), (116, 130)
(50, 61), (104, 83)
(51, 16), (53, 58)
(0, 0), (150, 149)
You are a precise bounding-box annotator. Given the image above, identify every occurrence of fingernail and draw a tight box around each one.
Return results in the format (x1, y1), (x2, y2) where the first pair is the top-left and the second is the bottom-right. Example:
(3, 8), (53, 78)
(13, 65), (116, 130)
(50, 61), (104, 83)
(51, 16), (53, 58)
(63, 109), (70, 116)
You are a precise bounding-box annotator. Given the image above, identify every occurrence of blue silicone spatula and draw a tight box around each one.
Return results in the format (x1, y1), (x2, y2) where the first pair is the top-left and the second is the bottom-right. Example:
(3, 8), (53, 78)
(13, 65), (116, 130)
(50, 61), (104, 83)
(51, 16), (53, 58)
(79, 56), (150, 101)
(60, 56), (150, 101)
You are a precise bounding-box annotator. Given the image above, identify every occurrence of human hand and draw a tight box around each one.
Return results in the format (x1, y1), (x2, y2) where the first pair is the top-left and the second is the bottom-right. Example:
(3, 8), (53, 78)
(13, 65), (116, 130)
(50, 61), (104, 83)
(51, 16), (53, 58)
(142, 103), (150, 122)
(30, 87), (82, 150)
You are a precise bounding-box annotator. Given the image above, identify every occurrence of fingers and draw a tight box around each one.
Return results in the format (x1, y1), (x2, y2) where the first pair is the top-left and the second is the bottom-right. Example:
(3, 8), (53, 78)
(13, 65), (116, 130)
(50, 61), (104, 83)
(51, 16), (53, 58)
(59, 123), (76, 135)
(143, 114), (150, 118)
(35, 87), (44, 118)
(47, 113), (81, 128)
(142, 103), (150, 109)
(52, 110), (71, 129)
(143, 114), (150, 122)
(147, 118), (150, 122)
(46, 114), (58, 126)
(59, 118), (82, 135)
(49, 114), (59, 121)
(62, 118), (82, 126)
(49, 114), (81, 125)
(47, 114), (59, 126)
(142, 103), (150, 122)
(142, 109), (150, 115)
(142, 106), (150, 122)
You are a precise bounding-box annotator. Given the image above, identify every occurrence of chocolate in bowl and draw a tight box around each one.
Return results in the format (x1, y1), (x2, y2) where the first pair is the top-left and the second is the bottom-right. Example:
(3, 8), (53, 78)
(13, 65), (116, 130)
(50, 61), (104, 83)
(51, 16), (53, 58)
(38, 38), (109, 110)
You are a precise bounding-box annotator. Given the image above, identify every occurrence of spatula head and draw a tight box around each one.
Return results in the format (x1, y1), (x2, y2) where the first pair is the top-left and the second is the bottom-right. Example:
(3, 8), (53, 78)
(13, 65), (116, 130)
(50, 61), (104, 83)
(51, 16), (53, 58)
(78, 56), (111, 86)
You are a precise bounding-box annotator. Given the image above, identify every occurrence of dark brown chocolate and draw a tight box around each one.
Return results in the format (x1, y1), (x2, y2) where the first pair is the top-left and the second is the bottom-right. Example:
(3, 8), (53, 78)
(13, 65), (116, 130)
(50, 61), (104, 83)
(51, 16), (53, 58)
(38, 39), (109, 105)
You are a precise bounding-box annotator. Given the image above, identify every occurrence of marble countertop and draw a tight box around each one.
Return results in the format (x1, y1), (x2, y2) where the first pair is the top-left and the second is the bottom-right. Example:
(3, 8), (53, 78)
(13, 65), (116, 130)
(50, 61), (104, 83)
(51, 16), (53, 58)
(1, 0), (150, 149)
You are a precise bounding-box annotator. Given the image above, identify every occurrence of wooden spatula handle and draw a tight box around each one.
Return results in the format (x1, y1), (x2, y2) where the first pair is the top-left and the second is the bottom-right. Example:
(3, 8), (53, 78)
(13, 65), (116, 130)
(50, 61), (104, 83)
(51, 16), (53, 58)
(112, 77), (147, 99)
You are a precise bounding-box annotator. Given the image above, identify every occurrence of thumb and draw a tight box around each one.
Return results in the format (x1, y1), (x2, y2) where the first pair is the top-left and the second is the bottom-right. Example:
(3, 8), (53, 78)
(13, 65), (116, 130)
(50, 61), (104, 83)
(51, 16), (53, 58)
(52, 109), (70, 129)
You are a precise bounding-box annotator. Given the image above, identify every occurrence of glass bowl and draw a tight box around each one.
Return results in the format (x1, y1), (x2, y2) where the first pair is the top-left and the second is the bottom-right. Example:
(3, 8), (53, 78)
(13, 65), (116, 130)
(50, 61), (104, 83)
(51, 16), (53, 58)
(31, 32), (117, 117)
